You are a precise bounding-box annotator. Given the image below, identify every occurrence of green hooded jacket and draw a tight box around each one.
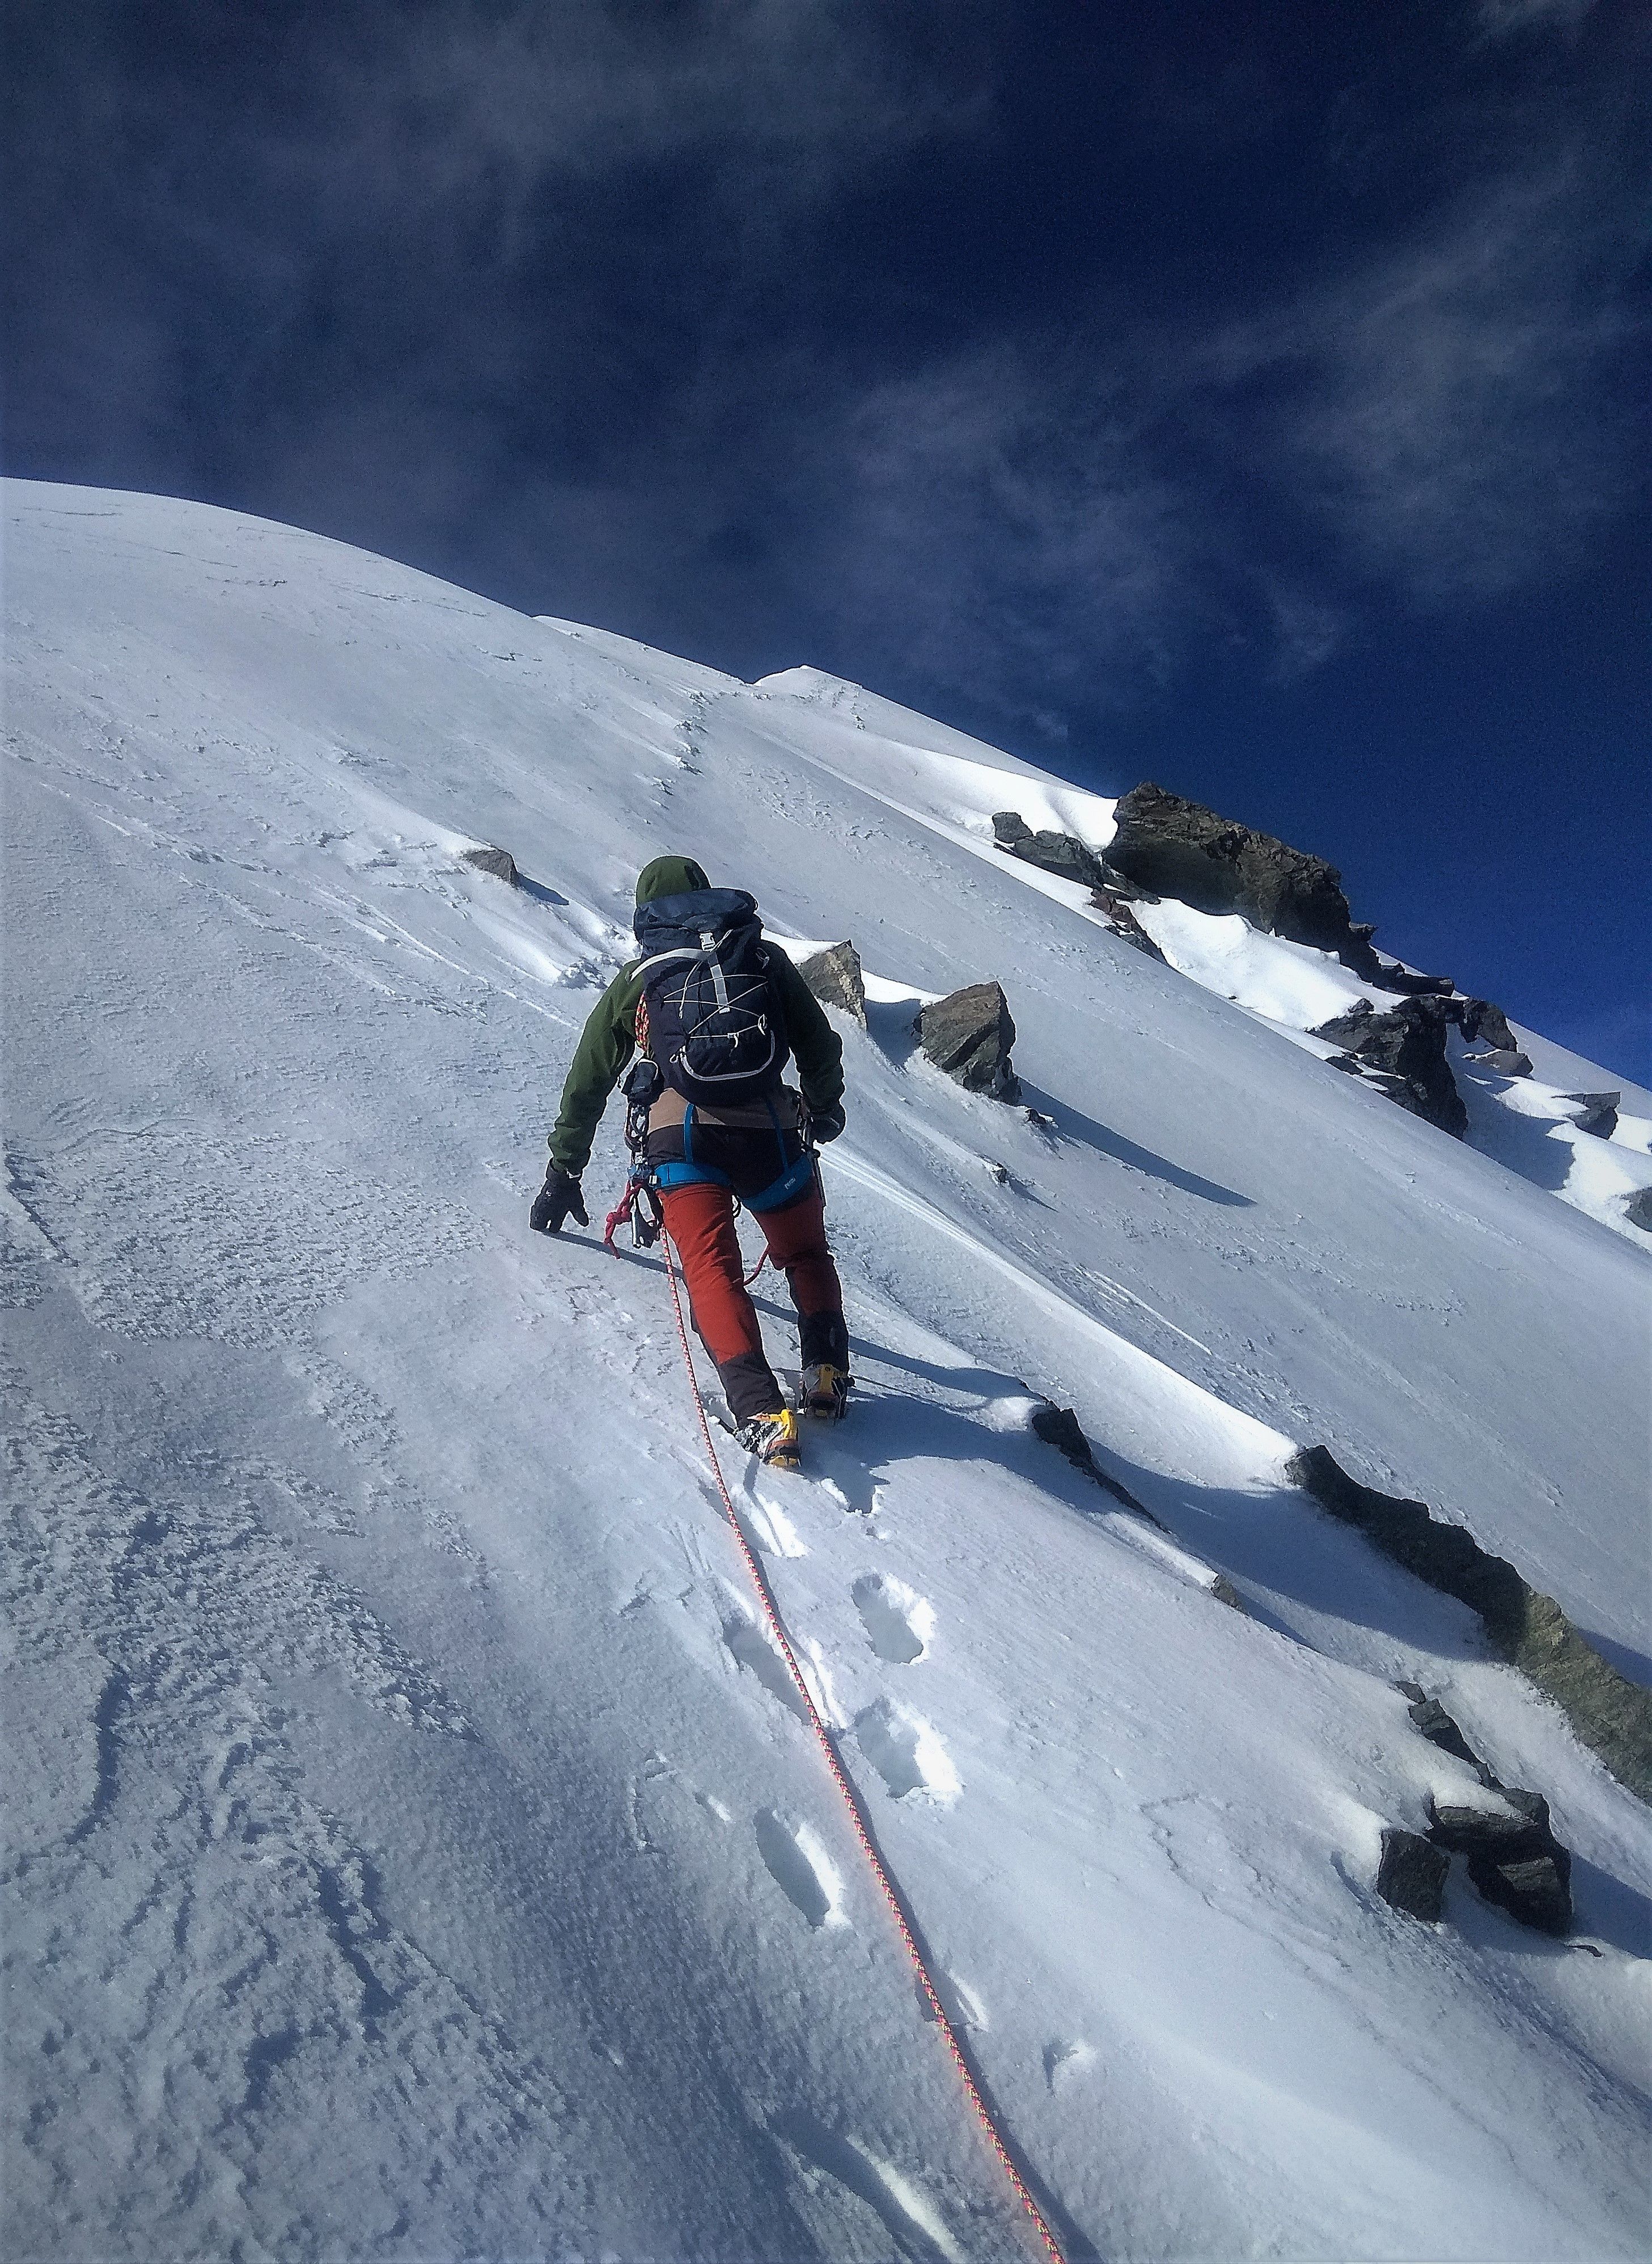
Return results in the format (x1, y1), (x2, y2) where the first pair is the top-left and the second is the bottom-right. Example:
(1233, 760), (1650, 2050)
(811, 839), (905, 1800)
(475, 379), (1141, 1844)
(547, 854), (846, 1176)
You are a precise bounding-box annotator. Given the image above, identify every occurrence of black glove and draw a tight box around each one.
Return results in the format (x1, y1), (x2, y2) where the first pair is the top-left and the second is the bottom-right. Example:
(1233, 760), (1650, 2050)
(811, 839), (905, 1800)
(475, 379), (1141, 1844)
(530, 1166), (588, 1235)
(810, 1103), (846, 1144)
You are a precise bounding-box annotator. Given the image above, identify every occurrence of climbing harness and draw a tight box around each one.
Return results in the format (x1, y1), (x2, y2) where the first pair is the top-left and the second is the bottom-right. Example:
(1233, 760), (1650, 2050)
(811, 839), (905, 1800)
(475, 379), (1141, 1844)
(655, 1226), (1069, 2264)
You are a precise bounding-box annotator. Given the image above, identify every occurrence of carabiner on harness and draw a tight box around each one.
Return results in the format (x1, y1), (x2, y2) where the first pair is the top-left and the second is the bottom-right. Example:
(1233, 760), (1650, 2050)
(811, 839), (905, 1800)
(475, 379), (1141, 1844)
(603, 1161), (664, 1252)
(604, 1054), (667, 1252)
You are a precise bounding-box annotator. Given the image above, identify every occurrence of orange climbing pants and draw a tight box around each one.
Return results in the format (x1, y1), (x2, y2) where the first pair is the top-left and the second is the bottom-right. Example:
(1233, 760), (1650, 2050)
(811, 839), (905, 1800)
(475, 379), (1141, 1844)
(658, 1178), (847, 1422)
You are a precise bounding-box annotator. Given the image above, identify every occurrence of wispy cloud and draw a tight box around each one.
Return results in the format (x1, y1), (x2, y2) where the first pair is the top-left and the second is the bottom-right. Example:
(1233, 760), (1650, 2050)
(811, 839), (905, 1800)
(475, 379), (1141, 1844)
(1476, 0), (1599, 43)
(810, 345), (1189, 722)
(771, 141), (1642, 726)
(6, 1), (1641, 727)
(1213, 161), (1643, 604)
(5, 1), (987, 491)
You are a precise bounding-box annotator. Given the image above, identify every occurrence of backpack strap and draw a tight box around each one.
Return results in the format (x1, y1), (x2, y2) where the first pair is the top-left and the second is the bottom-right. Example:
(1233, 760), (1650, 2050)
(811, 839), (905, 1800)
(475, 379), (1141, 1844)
(702, 927), (731, 1014)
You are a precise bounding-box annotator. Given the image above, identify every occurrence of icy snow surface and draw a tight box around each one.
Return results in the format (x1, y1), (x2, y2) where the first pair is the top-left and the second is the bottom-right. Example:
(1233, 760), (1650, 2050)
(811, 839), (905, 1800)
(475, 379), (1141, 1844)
(4, 482), (1650, 2262)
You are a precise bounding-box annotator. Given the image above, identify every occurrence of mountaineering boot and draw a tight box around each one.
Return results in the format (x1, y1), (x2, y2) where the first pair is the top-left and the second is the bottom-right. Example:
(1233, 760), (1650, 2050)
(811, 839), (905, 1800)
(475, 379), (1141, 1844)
(800, 1363), (850, 1421)
(736, 1406), (802, 1468)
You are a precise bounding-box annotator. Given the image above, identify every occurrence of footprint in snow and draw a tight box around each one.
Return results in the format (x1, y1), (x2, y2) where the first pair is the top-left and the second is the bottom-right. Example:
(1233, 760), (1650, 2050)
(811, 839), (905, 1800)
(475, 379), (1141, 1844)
(774, 2112), (966, 2263)
(753, 1809), (848, 1929)
(916, 1966), (990, 2033)
(721, 1601), (841, 1724)
(852, 1572), (934, 1664)
(854, 1697), (960, 1802)
(742, 1484), (808, 1558)
(1043, 2038), (1097, 2092)
(721, 1607), (806, 1721)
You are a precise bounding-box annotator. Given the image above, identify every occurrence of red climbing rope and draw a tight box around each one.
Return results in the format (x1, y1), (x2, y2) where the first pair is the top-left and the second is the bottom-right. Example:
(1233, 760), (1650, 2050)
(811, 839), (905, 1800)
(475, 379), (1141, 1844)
(658, 1228), (1069, 2264)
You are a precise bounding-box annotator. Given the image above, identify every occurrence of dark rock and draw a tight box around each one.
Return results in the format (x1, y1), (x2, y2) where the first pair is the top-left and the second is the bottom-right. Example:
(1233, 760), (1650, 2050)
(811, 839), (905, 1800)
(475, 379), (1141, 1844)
(1024, 1107), (1057, 1132)
(1372, 960), (1455, 998)
(1028, 1402), (1158, 1522)
(1106, 782), (1384, 974)
(795, 940), (867, 1027)
(1475, 1046), (1532, 1078)
(1405, 1695), (1483, 1770)
(1089, 887), (1168, 962)
(1310, 998), (1468, 1138)
(1429, 1794), (1573, 1936)
(1483, 1855), (1574, 1935)
(1455, 998), (1517, 1051)
(1289, 1444), (1652, 1804)
(1094, 863), (1158, 904)
(1559, 1092), (1620, 1138)
(1027, 1402), (1242, 1605)
(461, 844), (518, 885)
(1626, 1188), (1652, 1233)
(1376, 1828), (1449, 1922)
(914, 982), (1021, 1101)
(991, 811), (1110, 891)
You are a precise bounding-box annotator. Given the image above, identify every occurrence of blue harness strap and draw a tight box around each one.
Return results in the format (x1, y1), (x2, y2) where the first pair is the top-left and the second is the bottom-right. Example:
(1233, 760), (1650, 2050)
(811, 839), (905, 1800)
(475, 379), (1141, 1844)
(654, 1105), (726, 1192)
(746, 1151), (816, 1212)
(651, 1160), (724, 1192)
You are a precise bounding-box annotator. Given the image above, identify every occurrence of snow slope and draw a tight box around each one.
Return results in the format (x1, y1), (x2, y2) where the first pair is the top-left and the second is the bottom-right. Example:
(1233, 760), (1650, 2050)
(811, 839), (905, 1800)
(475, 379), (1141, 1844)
(4, 482), (1649, 2263)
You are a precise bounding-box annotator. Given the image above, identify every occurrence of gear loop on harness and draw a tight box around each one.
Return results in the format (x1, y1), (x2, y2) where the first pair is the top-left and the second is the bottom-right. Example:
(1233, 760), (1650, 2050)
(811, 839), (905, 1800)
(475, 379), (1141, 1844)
(654, 1226), (1070, 2264)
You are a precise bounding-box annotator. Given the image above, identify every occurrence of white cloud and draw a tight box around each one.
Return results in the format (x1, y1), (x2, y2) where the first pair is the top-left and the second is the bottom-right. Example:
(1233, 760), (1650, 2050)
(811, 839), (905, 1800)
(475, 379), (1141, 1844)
(1250, 166), (1641, 600)
(816, 345), (1191, 720)
(1476, 0), (1598, 43)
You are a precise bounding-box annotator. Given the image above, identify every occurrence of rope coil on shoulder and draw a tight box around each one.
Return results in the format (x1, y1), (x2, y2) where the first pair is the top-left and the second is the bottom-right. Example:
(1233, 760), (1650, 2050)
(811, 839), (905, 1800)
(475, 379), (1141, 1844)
(657, 1228), (1069, 2264)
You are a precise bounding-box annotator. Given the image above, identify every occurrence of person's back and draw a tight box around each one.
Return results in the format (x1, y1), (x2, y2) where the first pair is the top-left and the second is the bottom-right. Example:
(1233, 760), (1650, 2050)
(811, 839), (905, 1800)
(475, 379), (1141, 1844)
(530, 855), (850, 1466)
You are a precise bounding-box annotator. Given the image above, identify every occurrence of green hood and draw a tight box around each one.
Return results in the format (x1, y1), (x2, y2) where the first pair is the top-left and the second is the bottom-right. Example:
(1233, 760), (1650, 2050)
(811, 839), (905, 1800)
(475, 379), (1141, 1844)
(634, 854), (710, 908)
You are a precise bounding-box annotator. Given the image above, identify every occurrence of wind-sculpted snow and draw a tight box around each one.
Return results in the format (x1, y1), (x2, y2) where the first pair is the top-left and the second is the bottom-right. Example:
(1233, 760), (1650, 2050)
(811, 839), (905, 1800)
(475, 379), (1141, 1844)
(5, 482), (1650, 2262)
(11, 1131), (476, 1349)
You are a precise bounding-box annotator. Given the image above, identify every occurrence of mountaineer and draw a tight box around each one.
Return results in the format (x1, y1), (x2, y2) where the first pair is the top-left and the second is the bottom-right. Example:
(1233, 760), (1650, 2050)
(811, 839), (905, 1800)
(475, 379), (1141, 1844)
(530, 854), (851, 1467)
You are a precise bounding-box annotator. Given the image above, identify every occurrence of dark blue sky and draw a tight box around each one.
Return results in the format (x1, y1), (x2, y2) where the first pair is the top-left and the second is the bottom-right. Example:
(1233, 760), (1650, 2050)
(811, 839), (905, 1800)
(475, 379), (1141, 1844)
(8, 1), (1647, 1075)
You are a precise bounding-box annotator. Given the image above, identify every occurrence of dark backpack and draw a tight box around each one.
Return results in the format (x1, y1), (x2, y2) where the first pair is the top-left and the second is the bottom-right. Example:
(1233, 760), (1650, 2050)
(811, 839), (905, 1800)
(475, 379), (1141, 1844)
(632, 887), (790, 1104)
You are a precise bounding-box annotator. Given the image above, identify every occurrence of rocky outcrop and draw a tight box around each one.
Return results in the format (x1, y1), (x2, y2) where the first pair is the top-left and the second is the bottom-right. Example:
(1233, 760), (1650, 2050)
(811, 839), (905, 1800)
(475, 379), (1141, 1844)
(1625, 1188), (1652, 1233)
(1558, 1092), (1620, 1138)
(1429, 1792), (1573, 1935)
(1472, 1046), (1533, 1078)
(1027, 1402), (1245, 1608)
(461, 844), (518, 885)
(1370, 960), (1456, 998)
(1089, 880), (1168, 963)
(1028, 1402), (1154, 1519)
(795, 940), (867, 1027)
(990, 809), (1168, 958)
(1391, 1682), (1575, 1933)
(1289, 1444), (1652, 1804)
(992, 810), (1111, 891)
(1309, 999), (1468, 1138)
(1105, 784), (1386, 973)
(914, 983), (1020, 1100)
(1397, 1681), (1482, 1768)
(1376, 1828), (1449, 1922)
(1454, 998), (1517, 1052)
